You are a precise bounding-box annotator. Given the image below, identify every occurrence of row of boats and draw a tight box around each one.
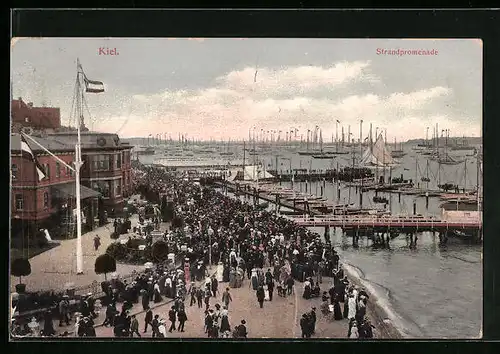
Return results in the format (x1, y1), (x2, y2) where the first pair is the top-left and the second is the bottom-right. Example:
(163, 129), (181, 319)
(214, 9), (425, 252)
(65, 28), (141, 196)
(234, 182), (392, 216)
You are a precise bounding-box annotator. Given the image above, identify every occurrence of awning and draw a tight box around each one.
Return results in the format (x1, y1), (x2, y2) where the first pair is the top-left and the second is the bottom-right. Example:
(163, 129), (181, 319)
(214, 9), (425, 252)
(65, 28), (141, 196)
(51, 182), (101, 199)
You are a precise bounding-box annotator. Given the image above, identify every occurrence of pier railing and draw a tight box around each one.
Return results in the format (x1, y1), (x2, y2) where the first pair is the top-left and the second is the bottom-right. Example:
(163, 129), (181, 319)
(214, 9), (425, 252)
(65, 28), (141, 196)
(292, 215), (482, 230)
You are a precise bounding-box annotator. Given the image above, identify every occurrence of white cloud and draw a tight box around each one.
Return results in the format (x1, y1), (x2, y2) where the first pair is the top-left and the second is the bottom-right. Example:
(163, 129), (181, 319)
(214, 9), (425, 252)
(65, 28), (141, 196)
(93, 61), (479, 141)
(218, 61), (375, 98)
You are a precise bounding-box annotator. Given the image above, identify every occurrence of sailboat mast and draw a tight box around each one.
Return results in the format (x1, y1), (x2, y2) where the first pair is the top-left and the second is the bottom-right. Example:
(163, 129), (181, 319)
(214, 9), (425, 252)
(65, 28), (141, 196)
(335, 121), (339, 153)
(243, 140), (246, 173)
(253, 128), (256, 180)
(370, 123), (373, 153)
(415, 156), (418, 186)
(426, 159), (430, 190)
(464, 158), (467, 192)
(320, 129), (323, 154)
(438, 161), (441, 186)
(359, 120), (363, 159)
(436, 123), (439, 156)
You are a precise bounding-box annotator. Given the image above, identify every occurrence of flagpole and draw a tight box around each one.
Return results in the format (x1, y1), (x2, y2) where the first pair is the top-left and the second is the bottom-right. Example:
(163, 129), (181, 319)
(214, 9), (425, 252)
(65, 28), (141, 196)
(75, 58), (84, 275)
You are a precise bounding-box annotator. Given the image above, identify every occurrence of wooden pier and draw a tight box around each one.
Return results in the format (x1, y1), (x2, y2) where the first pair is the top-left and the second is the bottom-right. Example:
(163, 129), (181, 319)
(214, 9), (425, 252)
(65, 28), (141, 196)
(291, 214), (482, 232)
(217, 181), (327, 215)
(292, 214), (482, 246)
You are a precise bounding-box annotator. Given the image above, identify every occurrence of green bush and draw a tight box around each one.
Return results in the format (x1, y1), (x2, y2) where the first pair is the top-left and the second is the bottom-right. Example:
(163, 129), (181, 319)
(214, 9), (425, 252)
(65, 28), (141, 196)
(172, 216), (184, 229)
(106, 242), (127, 261)
(11, 258), (31, 284)
(151, 240), (169, 262)
(94, 254), (117, 280)
(126, 238), (145, 250)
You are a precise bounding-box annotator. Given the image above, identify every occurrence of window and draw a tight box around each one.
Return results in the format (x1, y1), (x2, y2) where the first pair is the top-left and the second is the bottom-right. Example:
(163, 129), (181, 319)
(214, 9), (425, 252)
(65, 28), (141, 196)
(109, 155), (114, 170)
(115, 179), (122, 196)
(43, 192), (49, 208)
(43, 163), (50, 180)
(15, 194), (23, 210)
(92, 155), (110, 171)
(11, 164), (18, 180)
(56, 162), (61, 178)
(116, 153), (122, 169)
(92, 180), (111, 197)
(66, 161), (74, 176)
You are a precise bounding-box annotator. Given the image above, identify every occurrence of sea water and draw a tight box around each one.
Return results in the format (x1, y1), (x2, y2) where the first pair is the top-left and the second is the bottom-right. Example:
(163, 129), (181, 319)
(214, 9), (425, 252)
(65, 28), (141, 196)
(141, 147), (483, 338)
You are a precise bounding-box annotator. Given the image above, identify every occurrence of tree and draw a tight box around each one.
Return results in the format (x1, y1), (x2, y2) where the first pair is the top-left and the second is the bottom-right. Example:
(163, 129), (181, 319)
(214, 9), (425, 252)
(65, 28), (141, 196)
(151, 240), (169, 262)
(172, 216), (184, 229)
(11, 258), (31, 285)
(94, 254), (117, 280)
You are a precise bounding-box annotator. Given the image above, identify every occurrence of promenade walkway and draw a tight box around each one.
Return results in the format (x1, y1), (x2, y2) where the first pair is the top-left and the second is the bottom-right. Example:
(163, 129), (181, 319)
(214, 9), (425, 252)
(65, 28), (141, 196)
(10, 205), (169, 293)
(94, 276), (375, 339)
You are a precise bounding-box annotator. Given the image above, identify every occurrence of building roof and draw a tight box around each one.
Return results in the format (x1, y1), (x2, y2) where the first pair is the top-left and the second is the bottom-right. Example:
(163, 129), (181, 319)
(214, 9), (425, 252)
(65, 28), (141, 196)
(11, 132), (133, 153)
(48, 132), (133, 150)
(10, 133), (74, 153)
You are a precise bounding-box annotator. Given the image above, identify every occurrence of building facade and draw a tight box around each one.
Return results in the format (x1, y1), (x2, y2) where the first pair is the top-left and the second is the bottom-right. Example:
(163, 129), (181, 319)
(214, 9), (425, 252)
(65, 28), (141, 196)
(47, 132), (133, 216)
(11, 131), (133, 241)
(11, 98), (61, 132)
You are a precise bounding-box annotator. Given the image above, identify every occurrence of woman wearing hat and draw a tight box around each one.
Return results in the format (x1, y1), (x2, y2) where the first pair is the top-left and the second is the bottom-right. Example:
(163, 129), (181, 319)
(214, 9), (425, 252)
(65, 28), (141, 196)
(233, 320), (247, 338)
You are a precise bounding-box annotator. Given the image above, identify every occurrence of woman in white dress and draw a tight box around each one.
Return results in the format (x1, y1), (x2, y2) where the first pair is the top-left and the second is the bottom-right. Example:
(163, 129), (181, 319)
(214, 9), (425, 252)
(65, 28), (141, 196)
(348, 294), (357, 320)
(349, 322), (359, 339)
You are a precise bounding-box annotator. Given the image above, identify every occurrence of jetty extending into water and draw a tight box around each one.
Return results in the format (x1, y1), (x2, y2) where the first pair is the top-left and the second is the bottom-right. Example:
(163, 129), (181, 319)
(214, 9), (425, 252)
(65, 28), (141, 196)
(213, 178), (482, 246)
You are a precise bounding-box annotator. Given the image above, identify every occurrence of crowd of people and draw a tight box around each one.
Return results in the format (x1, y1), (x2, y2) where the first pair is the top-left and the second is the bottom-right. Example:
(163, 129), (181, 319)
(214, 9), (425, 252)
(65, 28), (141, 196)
(12, 164), (378, 339)
(133, 165), (378, 339)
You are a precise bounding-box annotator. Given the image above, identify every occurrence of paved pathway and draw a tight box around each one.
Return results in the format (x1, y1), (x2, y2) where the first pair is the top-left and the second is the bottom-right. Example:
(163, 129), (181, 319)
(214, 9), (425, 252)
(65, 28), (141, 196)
(33, 266), (215, 337)
(93, 276), (371, 339)
(10, 211), (170, 293)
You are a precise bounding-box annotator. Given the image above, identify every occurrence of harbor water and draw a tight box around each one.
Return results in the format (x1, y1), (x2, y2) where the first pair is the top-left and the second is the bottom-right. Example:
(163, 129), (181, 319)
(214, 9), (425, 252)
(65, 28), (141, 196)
(140, 146), (482, 338)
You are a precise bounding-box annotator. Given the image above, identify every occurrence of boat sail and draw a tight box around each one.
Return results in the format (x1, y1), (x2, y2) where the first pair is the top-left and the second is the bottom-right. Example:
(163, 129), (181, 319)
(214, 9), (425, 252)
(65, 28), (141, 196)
(360, 133), (398, 169)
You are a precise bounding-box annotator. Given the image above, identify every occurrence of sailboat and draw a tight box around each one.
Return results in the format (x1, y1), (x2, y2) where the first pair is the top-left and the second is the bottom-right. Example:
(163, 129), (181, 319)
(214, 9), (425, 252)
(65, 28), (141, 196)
(436, 132), (464, 165)
(390, 137), (406, 158)
(313, 129), (334, 159)
(359, 132), (399, 169)
(298, 128), (318, 155)
(220, 138), (234, 156)
(450, 136), (475, 151)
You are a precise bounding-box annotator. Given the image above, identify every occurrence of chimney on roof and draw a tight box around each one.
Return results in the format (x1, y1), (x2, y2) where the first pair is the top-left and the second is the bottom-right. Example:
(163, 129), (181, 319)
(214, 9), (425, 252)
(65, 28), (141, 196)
(28, 102), (33, 108)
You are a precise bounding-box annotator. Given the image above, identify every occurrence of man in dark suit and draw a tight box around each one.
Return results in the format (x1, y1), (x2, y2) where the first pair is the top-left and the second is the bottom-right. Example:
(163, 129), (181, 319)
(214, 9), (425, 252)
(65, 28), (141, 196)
(168, 306), (177, 332)
(267, 277), (275, 301)
(144, 308), (153, 333)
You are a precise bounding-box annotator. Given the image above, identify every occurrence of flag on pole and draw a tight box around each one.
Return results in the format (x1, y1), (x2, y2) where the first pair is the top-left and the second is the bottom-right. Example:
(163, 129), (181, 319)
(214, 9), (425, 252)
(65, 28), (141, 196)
(20, 134), (46, 181)
(84, 77), (105, 93)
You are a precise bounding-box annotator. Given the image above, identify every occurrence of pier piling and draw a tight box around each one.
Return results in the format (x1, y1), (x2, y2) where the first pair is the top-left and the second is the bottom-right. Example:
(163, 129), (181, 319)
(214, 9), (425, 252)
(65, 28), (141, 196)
(413, 202), (417, 215)
(398, 192), (401, 203)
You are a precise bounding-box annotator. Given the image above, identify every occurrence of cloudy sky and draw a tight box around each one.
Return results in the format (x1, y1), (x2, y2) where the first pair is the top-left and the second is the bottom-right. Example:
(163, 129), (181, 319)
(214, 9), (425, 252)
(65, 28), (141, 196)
(11, 38), (482, 142)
